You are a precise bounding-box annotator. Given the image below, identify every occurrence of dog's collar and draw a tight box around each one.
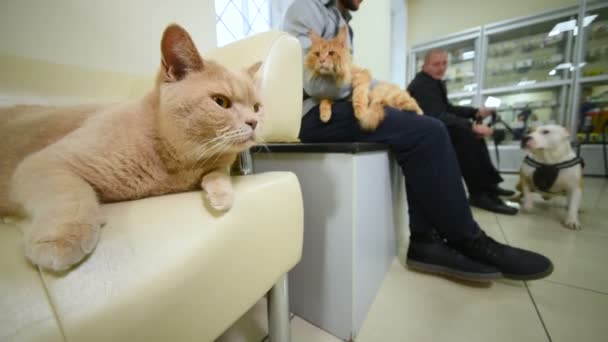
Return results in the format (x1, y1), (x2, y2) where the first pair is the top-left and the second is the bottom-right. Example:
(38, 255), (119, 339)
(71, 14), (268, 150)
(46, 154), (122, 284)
(524, 156), (585, 170)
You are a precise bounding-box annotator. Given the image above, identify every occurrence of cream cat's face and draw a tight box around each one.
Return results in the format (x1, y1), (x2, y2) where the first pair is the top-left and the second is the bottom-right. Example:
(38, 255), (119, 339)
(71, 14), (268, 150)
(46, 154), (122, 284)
(156, 24), (264, 161)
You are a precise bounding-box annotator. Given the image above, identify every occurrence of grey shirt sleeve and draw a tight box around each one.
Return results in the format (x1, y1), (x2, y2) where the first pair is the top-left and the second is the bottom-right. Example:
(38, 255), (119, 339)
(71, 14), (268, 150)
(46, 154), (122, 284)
(281, 0), (352, 100)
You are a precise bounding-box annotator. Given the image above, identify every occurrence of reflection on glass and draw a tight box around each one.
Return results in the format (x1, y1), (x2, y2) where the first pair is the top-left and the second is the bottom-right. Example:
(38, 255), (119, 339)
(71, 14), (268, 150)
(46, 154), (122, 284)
(415, 41), (477, 94)
(485, 16), (574, 89)
(447, 95), (475, 107)
(583, 7), (608, 77)
(483, 88), (563, 143)
(577, 81), (608, 143)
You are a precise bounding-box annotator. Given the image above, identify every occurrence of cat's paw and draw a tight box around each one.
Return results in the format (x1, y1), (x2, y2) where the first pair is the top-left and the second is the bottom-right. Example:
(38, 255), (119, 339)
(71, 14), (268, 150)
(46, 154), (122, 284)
(353, 104), (368, 120)
(359, 105), (385, 131)
(319, 100), (333, 123)
(206, 187), (234, 211)
(202, 172), (234, 211)
(25, 222), (100, 271)
(320, 111), (331, 123)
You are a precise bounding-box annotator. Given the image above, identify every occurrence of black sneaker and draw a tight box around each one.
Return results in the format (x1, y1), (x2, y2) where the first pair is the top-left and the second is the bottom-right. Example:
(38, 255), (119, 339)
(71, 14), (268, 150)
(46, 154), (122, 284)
(450, 230), (554, 281)
(469, 193), (518, 215)
(406, 231), (502, 282)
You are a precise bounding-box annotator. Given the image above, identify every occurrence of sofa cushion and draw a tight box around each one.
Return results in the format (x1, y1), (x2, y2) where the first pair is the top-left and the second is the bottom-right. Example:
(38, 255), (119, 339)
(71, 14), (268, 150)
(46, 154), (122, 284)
(1, 172), (303, 342)
(0, 225), (64, 342)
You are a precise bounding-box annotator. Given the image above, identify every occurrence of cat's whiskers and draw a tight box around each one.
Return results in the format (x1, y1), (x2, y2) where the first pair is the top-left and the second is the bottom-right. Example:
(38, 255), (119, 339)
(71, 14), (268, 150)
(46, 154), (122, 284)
(182, 131), (241, 161)
(191, 129), (249, 169)
(200, 129), (252, 169)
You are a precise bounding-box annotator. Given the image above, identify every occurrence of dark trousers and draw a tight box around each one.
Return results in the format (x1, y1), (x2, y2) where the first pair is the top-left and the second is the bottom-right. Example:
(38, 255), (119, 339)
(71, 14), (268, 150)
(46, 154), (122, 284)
(300, 101), (480, 242)
(446, 125), (503, 196)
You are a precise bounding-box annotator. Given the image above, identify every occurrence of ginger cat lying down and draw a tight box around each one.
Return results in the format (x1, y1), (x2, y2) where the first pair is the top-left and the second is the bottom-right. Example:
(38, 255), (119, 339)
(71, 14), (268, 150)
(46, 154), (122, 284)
(0, 24), (264, 271)
(305, 26), (423, 131)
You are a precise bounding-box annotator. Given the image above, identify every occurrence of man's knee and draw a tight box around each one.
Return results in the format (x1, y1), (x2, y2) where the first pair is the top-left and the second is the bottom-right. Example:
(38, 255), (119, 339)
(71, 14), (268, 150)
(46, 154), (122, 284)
(384, 107), (447, 135)
(415, 114), (449, 139)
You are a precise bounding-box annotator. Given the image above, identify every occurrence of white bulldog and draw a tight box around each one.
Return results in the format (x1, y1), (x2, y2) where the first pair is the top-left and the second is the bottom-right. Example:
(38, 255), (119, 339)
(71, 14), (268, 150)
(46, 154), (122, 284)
(516, 124), (584, 230)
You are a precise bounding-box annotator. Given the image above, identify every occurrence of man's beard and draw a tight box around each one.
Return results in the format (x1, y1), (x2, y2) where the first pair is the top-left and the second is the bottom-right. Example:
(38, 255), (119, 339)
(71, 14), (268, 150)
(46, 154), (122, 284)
(340, 0), (358, 11)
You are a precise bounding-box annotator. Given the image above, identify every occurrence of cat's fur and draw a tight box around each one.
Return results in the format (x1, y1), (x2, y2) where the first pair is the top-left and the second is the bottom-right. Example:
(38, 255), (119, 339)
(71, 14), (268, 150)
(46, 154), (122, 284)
(0, 24), (264, 271)
(305, 26), (423, 131)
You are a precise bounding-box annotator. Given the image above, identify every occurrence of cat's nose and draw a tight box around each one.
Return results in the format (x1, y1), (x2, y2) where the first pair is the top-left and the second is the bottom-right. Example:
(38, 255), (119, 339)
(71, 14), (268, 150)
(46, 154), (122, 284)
(246, 119), (258, 130)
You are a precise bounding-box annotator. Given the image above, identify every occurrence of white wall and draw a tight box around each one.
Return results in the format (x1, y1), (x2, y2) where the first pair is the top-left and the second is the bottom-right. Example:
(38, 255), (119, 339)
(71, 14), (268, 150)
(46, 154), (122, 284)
(0, 0), (217, 75)
(407, 0), (578, 48)
(351, 0), (392, 82)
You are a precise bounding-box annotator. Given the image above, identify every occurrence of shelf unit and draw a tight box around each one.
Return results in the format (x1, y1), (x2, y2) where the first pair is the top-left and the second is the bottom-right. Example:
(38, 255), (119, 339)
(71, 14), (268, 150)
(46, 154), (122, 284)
(408, 1), (608, 175)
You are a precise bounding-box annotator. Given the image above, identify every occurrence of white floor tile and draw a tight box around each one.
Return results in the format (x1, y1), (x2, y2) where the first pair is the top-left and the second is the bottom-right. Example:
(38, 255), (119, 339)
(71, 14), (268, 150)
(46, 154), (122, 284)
(219, 177), (607, 342)
(529, 281), (608, 342)
(356, 260), (548, 342)
(216, 298), (268, 342)
(291, 317), (342, 342)
(501, 219), (608, 293)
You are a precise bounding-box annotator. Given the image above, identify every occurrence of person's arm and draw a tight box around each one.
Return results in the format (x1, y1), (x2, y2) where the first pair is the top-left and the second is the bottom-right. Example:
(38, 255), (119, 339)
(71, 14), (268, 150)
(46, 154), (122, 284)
(446, 103), (478, 119)
(407, 78), (472, 128)
(281, 1), (351, 100)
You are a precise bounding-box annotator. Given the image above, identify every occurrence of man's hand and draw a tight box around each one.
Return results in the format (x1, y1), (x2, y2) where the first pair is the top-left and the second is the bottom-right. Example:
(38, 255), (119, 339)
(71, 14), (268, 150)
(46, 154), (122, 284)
(476, 107), (495, 119)
(472, 123), (494, 138)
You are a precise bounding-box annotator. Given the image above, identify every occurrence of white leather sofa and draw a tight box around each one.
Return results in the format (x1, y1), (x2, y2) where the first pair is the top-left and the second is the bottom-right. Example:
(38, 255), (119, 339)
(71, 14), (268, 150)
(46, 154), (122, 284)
(0, 30), (304, 342)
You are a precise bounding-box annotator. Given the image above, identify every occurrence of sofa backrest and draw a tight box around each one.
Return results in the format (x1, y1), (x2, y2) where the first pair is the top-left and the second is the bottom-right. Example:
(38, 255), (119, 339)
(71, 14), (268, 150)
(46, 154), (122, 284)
(0, 30), (302, 143)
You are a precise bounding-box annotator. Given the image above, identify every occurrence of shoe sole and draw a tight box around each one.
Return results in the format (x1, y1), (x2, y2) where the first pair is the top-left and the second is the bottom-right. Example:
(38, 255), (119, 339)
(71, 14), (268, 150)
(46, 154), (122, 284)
(406, 260), (503, 282)
(469, 203), (518, 216)
(502, 262), (555, 281)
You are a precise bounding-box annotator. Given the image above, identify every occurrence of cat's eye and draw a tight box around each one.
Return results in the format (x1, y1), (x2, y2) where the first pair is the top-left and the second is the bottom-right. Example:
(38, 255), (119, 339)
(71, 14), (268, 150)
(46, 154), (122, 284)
(253, 103), (261, 113)
(212, 95), (232, 109)
(314, 51), (320, 57)
(328, 51), (335, 56)
(541, 130), (549, 135)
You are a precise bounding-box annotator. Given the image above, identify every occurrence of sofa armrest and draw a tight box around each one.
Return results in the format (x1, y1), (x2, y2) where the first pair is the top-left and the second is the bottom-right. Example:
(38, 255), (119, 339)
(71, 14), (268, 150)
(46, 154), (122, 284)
(205, 31), (303, 143)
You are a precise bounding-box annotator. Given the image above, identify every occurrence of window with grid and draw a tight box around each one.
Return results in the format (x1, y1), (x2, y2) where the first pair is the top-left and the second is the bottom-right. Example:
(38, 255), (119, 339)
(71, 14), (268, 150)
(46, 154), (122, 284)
(214, 0), (271, 47)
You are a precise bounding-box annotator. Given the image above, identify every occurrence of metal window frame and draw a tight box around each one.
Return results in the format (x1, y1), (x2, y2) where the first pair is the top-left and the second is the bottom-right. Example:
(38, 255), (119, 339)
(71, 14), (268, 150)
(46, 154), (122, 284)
(215, 0), (272, 46)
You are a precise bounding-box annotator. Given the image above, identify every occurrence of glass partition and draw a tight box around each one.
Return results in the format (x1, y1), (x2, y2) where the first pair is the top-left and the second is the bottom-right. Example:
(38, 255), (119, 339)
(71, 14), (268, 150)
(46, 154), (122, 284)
(483, 87), (565, 143)
(484, 15), (575, 89)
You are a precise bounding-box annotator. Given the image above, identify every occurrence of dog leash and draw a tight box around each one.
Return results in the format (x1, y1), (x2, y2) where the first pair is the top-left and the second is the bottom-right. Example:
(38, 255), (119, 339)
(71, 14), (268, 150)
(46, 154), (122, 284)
(477, 110), (514, 168)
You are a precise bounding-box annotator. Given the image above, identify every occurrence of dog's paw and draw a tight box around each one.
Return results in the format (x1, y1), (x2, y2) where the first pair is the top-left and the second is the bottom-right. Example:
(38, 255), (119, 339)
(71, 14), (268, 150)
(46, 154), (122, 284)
(25, 222), (100, 271)
(522, 199), (534, 212)
(563, 218), (582, 230)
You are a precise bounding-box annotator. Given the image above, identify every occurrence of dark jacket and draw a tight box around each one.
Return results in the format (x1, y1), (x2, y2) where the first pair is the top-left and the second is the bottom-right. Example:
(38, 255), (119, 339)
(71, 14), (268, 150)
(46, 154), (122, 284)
(407, 71), (477, 129)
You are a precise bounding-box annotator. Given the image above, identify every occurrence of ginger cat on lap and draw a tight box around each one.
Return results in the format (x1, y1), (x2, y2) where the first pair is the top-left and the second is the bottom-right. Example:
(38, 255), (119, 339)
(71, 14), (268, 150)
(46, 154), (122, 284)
(305, 26), (422, 131)
(0, 24), (264, 271)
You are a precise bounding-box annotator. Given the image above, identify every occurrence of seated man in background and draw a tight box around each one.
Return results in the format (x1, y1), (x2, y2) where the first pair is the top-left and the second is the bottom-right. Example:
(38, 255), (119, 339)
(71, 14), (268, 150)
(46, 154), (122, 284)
(408, 49), (517, 215)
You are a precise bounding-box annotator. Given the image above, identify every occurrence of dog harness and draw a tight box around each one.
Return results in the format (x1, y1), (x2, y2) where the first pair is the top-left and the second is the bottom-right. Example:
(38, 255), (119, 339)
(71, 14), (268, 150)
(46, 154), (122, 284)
(524, 156), (585, 192)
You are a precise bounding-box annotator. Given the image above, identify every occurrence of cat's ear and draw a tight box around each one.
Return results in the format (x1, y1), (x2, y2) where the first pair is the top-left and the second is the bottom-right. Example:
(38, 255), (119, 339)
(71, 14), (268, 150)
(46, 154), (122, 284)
(244, 61), (263, 79)
(309, 29), (322, 45)
(160, 24), (204, 82)
(336, 26), (348, 48)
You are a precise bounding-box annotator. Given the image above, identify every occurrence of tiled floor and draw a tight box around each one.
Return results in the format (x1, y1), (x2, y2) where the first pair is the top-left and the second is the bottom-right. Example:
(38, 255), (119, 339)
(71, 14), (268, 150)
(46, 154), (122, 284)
(217, 175), (608, 342)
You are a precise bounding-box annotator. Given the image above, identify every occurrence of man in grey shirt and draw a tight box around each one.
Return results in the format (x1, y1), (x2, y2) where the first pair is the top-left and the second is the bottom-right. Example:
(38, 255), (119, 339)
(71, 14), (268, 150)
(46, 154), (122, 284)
(282, 0), (553, 281)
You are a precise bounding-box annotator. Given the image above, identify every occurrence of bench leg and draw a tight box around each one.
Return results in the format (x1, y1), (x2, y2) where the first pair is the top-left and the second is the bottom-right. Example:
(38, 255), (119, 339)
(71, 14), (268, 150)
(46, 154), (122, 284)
(267, 273), (291, 342)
